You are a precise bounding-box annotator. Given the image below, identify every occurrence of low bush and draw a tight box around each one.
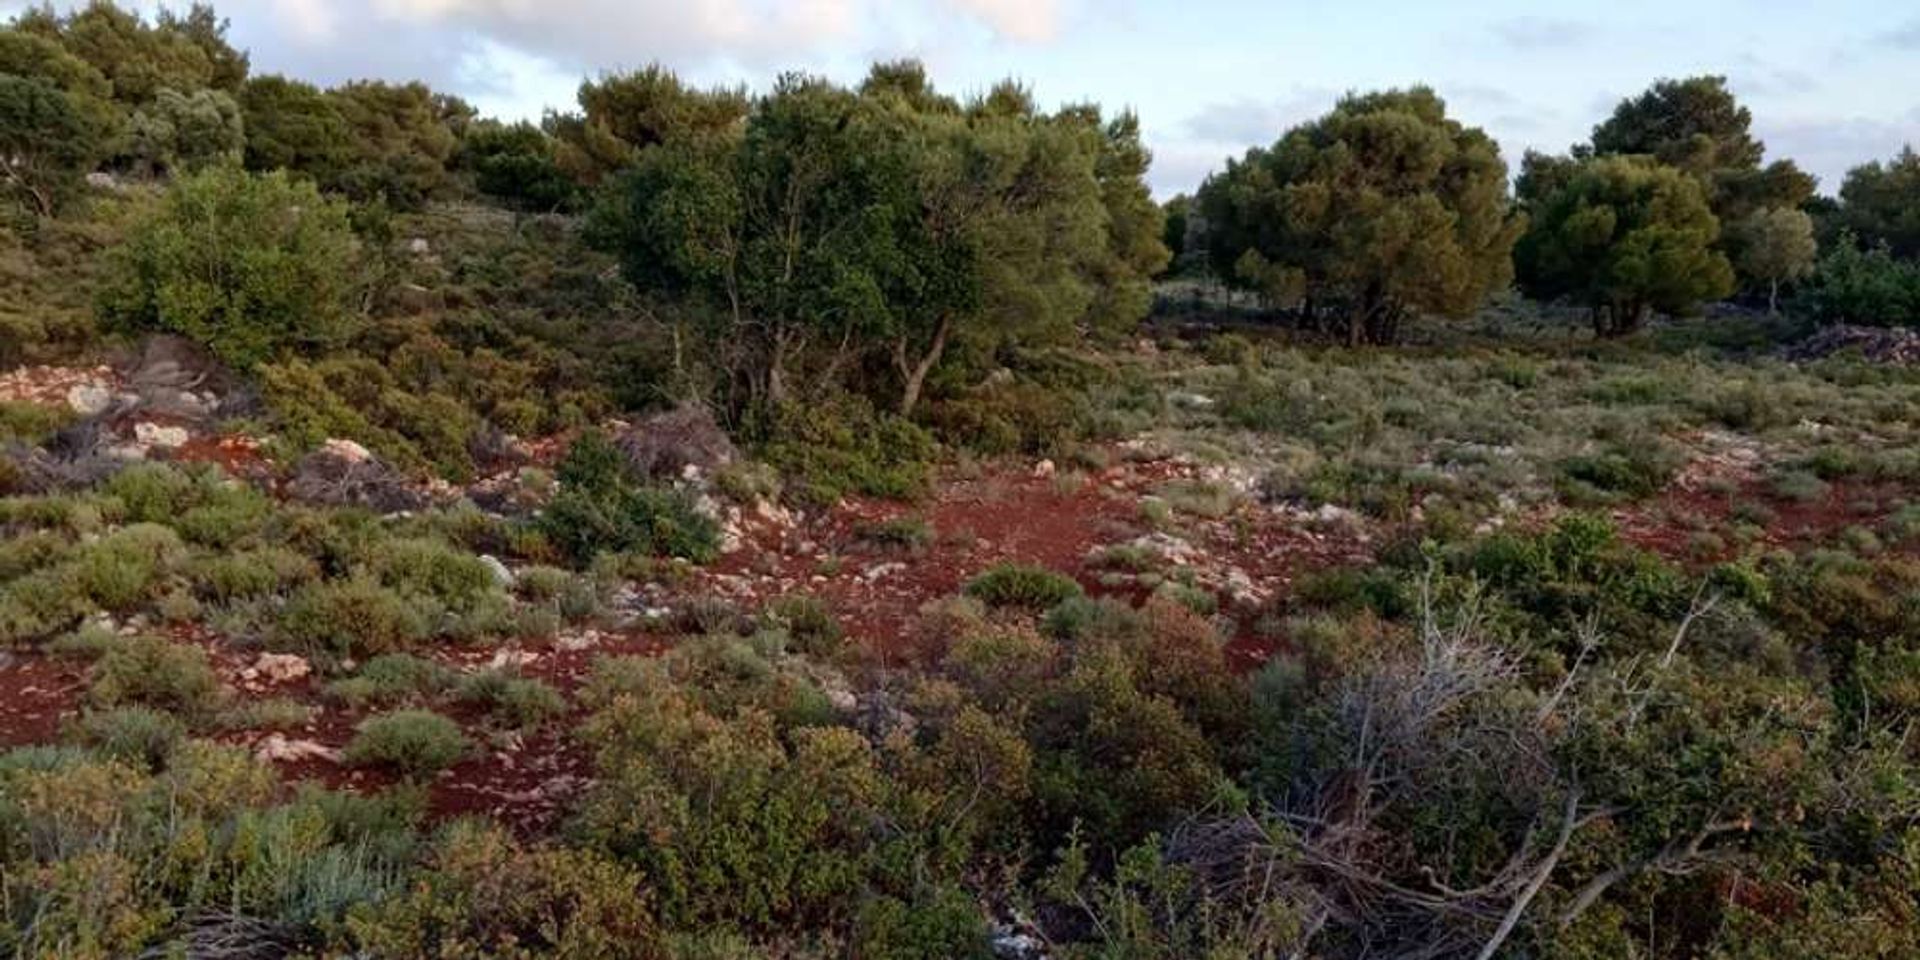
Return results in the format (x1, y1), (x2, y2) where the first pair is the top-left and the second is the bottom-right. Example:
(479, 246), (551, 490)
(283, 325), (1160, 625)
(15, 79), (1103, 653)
(761, 594), (845, 658)
(348, 821), (660, 958)
(965, 563), (1084, 611)
(276, 578), (430, 661)
(325, 654), (456, 708)
(761, 397), (935, 505)
(343, 710), (471, 778)
(454, 670), (566, 728)
(87, 635), (223, 717)
(539, 430), (720, 565)
(73, 706), (187, 770)
(189, 546), (319, 603)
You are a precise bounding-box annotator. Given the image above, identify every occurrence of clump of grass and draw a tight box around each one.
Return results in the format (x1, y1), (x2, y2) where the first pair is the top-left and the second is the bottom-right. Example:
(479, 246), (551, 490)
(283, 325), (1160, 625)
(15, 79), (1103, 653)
(965, 563), (1084, 611)
(514, 565), (602, 622)
(343, 710), (471, 778)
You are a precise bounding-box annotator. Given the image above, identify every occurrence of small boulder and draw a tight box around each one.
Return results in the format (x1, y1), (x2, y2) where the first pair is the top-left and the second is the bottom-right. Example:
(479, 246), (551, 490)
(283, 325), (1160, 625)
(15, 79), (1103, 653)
(65, 383), (114, 416)
(479, 554), (514, 588)
(249, 653), (311, 684)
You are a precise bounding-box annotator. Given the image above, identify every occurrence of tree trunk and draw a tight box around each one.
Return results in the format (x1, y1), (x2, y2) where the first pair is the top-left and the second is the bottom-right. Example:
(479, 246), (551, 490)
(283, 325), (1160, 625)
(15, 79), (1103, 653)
(895, 314), (954, 418)
(1767, 279), (1779, 316)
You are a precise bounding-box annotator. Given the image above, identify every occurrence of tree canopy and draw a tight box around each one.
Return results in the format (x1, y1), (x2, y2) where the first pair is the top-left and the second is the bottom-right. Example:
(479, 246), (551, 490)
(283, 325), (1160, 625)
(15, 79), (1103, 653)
(1516, 155), (1735, 335)
(1834, 145), (1920, 259)
(591, 64), (1161, 417)
(1195, 87), (1523, 344)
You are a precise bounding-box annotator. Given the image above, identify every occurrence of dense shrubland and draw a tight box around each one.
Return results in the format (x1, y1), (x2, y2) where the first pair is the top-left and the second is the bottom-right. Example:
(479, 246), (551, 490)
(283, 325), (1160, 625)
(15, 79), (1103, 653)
(2, 3), (1918, 958)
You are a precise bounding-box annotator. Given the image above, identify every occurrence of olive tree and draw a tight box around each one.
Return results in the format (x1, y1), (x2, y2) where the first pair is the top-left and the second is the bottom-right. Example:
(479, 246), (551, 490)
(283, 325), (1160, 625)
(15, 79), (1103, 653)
(99, 166), (358, 368)
(1195, 88), (1523, 345)
(1515, 156), (1734, 336)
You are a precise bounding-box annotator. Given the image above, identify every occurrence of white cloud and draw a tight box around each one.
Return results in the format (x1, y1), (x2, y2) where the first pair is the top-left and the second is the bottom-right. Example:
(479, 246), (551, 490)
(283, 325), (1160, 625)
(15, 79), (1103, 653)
(944, 0), (1063, 43)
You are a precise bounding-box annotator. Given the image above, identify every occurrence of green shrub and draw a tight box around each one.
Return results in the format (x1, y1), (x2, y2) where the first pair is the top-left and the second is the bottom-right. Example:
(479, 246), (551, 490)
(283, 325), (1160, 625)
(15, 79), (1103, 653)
(855, 515), (933, 551)
(1796, 235), (1920, 327)
(190, 546), (319, 603)
(514, 564), (602, 622)
(539, 431), (721, 566)
(213, 697), (315, 732)
(1558, 438), (1680, 499)
(1772, 469), (1832, 504)
(762, 397), (935, 505)
(71, 522), (186, 611)
(325, 653), (455, 708)
(362, 536), (500, 605)
(98, 166), (359, 369)
(761, 594), (845, 658)
(454, 670), (566, 728)
(348, 821), (659, 958)
(0, 400), (73, 444)
(965, 564), (1084, 611)
(277, 578), (429, 661)
(73, 706), (186, 770)
(343, 710), (470, 778)
(87, 635), (223, 716)
(853, 886), (991, 960)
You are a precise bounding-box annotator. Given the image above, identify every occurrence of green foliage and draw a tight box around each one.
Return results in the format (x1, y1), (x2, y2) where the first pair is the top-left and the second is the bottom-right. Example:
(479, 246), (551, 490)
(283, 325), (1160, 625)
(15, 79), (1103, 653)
(238, 73), (352, 181)
(761, 397), (935, 504)
(761, 594), (846, 658)
(1795, 234), (1920, 327)
(73, 706), (186, 769)
(461, 120), (577, 213)
(124, 85), (243, 175)
(539, 430), (721, 565)
(1728, 206), (1817, 311)
(325, 653), (455, 708)
(99, 166), (358, 368)
(1196, 87), (1523, 344)
(1516, 155), (1736, 335)
(454, 670), (566, 729)
(86, 634), (223, 716)
(1831, 144), (1920, 259)
(0, 72), (111, 217)
(326, 80), (466, 209)
(276, 577), (429, 661)
(349, 821), (660, 959)
(965, 563), (1084, 610)
(343, 710), (470, 778)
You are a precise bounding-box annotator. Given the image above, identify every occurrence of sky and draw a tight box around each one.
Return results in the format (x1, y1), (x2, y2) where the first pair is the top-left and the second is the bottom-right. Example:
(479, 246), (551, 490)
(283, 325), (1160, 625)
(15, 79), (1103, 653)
(8, 0), (1918, 197)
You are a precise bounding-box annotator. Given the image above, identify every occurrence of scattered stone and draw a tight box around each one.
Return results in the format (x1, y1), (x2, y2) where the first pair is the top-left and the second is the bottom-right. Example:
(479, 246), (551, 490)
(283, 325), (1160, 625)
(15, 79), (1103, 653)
(133, 422), (190, 449)
(65, 383), (114, 415)
(488, 648), (539, 670)
(247, 653), (310, 684)
(1031, 459), (1056, 478)
(1783, 324), (1920, 366)
(1169, 390), (1215, 409)
(479, 554), (514, 587)
(991, 927), (1048, 959)
(321, 437), (373, 463)
(407, 237), (431, 254)
(255, 734), (339, 764)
